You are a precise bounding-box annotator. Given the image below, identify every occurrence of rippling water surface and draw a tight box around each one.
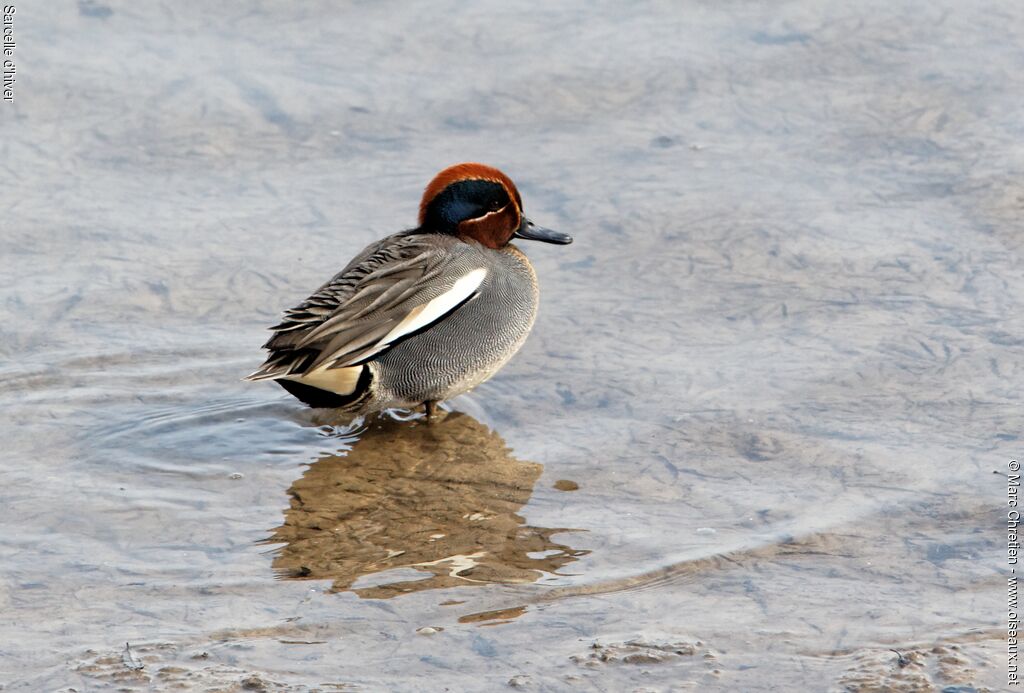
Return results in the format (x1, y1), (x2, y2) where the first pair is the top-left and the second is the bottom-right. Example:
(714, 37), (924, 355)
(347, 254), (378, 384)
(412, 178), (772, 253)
(2, 1), (1019, 689)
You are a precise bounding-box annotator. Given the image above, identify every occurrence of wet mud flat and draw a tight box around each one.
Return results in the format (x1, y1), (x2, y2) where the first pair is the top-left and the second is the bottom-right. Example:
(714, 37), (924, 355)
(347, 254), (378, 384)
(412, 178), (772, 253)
(2, 0), (1019, 690)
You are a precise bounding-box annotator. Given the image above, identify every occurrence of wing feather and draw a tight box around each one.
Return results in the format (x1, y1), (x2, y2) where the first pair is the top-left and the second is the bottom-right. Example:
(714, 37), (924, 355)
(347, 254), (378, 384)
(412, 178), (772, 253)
(245, 233), (487, 383)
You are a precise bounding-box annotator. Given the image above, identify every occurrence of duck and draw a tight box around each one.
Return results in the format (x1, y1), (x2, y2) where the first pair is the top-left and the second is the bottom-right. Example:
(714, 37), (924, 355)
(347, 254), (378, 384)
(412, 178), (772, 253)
(245, 162), (572, 418)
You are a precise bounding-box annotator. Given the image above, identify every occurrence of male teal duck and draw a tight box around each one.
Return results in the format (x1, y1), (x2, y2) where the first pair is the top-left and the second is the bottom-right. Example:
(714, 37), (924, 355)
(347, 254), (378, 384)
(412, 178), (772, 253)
(245, 163), (572, 417)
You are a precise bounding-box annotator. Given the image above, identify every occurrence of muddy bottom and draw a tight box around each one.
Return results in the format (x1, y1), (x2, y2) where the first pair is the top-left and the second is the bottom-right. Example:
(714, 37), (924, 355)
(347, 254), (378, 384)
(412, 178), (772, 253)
(1, 0), (1017, 690)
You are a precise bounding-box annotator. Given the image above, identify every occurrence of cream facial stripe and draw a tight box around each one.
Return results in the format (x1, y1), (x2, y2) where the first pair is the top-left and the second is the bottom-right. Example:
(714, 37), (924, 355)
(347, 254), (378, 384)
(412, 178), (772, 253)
(474, 204), (510, 222)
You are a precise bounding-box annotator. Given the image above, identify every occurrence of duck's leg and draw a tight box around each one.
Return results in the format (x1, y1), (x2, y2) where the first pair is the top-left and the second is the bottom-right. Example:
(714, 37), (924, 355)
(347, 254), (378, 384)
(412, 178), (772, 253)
(424, 400), (439, 423)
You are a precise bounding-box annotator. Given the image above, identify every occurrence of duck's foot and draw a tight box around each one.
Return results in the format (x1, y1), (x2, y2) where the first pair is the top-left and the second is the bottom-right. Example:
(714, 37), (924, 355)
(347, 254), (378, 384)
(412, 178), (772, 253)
(424, 400), (440, 423)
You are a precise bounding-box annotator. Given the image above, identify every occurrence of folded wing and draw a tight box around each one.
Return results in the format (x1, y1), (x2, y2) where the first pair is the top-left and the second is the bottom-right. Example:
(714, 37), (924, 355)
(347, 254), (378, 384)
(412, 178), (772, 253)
(245, 234), (486, 396)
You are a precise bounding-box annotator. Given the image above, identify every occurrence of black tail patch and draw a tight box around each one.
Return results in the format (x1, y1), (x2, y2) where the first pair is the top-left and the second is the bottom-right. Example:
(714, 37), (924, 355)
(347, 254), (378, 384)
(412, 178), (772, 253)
(276, 366), (373, 409)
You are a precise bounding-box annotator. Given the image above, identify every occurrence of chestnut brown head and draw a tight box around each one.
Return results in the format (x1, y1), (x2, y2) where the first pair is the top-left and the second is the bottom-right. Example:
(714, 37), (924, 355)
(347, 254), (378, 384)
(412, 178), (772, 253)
(417, 163), (572, 249)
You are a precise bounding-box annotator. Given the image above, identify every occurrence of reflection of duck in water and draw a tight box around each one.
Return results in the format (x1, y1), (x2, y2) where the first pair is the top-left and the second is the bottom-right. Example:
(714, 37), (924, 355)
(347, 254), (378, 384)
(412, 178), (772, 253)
(267, 412), (586, 599)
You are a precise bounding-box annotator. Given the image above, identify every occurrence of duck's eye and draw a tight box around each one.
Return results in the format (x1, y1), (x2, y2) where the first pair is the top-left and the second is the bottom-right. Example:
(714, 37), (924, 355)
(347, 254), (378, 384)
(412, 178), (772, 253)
(487, 199), (504, 212)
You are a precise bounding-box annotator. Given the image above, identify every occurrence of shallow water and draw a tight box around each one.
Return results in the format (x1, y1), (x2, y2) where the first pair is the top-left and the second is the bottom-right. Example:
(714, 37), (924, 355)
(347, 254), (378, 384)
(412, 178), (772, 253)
(1, 0), (1018, 690)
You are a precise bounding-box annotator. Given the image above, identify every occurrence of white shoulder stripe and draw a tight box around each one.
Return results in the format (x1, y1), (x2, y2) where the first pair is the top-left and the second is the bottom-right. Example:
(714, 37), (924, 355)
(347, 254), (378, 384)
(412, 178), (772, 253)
(378, 267), (487, 347)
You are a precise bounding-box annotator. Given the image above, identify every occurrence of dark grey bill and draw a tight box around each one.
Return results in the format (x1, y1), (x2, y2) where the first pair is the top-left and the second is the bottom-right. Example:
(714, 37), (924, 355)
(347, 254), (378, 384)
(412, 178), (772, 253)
(514, 218), (573, 245)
